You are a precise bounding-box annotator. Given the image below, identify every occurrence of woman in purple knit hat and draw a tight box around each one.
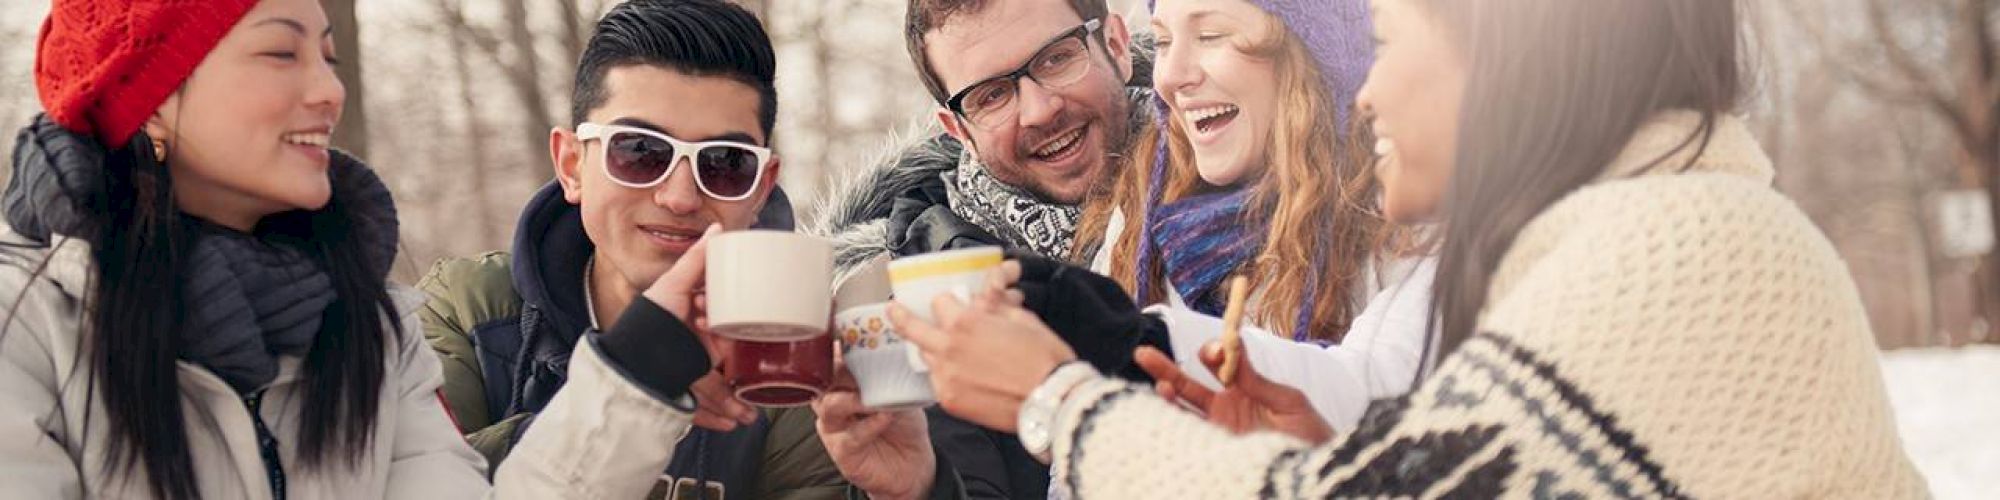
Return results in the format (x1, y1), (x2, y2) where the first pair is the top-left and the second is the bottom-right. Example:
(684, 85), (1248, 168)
(1076, 0), (1435, 441)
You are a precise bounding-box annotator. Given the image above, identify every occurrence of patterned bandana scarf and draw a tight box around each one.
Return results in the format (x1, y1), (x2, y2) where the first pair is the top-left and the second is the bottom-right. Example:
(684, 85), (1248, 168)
(944, 155), (1081, 260)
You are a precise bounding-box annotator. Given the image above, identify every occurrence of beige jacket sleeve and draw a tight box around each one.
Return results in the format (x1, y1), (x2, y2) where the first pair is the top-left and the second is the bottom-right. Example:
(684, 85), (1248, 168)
(0, 257), (697, 500)
(379, 294), (494, 497)
(485, 337), (698, 499)
(0, 270), (84, 498)
(386, 288), (699, 500)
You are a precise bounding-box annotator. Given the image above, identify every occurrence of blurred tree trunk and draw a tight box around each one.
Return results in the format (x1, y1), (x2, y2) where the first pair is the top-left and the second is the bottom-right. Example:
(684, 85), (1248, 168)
(805, 0), (853, 198)
(327, 0), (369, 159)
(501, 0), (556, 180)
(434, 0), (559, 180)
(446, 18), (502, 246)
(815, 5), (838, 152)
(1796, 0), (2000, 344)
(558, 0), (588, 89)
(1898, 125), (1947, 346)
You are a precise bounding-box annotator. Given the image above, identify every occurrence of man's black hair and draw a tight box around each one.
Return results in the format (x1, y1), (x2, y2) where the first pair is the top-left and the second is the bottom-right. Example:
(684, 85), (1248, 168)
(572, 0), (778, 140)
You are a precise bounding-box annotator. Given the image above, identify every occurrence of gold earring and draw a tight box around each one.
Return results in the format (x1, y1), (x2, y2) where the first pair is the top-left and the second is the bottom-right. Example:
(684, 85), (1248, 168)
(151, 138), (168, 163)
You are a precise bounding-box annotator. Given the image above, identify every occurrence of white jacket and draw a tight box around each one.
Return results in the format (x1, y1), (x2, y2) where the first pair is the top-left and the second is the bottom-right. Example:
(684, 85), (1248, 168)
(0, 226), (696, 499)
(1089, 215), (1436, 432)
(1148, 257), (1436, 432)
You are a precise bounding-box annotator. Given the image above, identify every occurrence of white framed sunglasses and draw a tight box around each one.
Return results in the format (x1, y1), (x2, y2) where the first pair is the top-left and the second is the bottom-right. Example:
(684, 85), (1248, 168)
(575, 122), (773, 201)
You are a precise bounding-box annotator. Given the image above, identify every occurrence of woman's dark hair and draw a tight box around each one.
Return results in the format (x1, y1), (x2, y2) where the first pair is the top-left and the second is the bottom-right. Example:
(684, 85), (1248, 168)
(84, 131), (396, 499)
(1422, 0), (1745, 365)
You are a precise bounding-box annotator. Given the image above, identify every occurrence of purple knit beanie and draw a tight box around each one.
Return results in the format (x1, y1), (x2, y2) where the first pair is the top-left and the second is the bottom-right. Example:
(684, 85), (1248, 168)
(1132, 0), (1375, 313)
(1248, 0), (1374, 130)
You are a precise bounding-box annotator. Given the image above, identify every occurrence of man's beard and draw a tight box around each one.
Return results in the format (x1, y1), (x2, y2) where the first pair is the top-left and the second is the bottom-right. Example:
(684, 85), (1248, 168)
(979, 81), (1134, 205)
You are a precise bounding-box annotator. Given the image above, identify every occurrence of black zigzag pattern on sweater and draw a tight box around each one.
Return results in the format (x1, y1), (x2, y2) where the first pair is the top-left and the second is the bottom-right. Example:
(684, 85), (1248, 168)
(1273, 332), (1688, 498)
(1476, 332), (1684, 498)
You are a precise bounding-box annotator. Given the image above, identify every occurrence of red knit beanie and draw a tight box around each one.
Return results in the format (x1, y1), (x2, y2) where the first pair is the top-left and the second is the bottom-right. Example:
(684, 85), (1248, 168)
(35, 0), (261, 149)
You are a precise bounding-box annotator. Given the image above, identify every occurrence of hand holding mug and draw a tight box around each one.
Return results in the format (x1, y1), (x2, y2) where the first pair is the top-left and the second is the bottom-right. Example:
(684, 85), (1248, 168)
(638, 223), (758, 430)
(889, 276), (1076, 433)
(813, 353), (935, 500)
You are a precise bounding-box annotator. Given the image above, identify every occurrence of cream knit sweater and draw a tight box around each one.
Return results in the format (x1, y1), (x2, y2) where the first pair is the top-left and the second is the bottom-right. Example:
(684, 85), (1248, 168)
(1041, 111), (1930, 498)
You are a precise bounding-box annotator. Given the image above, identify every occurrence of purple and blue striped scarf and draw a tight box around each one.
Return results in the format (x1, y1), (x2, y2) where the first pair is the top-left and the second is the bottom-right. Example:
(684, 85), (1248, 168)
(1143, 189), (1322, 340)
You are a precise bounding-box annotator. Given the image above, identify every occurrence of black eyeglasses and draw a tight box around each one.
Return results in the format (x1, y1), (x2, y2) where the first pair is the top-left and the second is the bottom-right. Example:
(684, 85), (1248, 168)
(944, 18), (1105, 130)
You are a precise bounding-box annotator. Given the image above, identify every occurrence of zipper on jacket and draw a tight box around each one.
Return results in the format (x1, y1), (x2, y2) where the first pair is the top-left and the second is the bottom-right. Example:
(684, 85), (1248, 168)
(243, 390), (287, 500)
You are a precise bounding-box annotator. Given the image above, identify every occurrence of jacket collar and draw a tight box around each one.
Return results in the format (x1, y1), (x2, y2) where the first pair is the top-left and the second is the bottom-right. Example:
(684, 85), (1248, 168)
(0, 226), (93, 299)
(509, 182), (594, 343)
(1596, 110), (1774, 184)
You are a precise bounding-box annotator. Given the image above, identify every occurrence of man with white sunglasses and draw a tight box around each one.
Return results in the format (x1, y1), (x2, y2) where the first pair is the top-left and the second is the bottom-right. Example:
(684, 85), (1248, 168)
(418, 1), (963, 498)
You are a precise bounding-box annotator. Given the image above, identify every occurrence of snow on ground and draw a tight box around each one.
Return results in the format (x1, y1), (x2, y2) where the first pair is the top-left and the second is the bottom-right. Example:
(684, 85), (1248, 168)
(1879, 345), (2000, 499)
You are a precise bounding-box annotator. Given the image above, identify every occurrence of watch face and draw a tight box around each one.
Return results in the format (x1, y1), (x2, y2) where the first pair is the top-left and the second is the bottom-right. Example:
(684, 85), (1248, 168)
(1024, 402), (1056, 450)
(1020, 408), (1052, 452)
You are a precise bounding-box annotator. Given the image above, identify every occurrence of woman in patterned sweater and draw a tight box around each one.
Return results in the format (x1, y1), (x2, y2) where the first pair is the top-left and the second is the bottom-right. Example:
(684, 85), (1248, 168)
(888, 0), (1931, 497)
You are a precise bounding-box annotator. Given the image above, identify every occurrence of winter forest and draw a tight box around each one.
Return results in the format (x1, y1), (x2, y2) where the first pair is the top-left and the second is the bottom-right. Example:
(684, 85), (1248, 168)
(1, 1), (1995, 495)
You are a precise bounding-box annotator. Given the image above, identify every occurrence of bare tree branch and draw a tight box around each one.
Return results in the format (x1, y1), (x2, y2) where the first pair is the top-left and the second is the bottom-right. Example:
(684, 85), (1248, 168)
(1784, 0), (1946, 103)
(1794, 0), (1996, 172)
(433, 0), (558, 178)
(1867, 0), (1985, 151)
(432, 1), (506, 65)
(557, 0), (587, 90)
(501, 0), (558, 178)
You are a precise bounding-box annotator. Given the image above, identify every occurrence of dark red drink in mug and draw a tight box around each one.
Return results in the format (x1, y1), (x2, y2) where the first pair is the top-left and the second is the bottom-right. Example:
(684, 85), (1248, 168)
(726, 335), (833, 407)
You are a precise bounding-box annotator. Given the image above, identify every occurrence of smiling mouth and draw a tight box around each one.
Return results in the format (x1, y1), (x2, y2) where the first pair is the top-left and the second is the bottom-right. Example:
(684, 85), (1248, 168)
(282, 132), (331, 149)
(1030, 126), (1087, 162)
(1185, 104), (1240, 134)
(640, 225), (702, 243)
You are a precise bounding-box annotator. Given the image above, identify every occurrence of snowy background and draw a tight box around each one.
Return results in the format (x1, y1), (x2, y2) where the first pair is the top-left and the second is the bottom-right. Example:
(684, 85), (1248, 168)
(1879, 346), (2000, 498)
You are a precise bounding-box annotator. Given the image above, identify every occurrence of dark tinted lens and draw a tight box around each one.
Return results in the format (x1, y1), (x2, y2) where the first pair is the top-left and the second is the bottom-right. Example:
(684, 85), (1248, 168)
(605, 131), (675, 185)
(695, 145), (760, 198)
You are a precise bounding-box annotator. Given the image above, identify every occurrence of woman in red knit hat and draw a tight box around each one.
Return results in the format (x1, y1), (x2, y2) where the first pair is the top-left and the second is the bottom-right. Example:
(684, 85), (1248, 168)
(1, 1), (732, 498)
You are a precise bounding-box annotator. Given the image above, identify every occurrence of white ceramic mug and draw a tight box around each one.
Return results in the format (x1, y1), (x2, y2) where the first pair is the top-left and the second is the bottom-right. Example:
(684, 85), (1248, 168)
(888, 246), (1005, 370)
(834, 304), (936, 410)
(705, 230), (834, 341)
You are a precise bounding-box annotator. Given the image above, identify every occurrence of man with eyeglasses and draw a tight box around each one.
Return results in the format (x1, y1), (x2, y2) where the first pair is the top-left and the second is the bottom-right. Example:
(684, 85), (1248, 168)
(419, 1), (965, 499)
(806, 0), (1163, 498)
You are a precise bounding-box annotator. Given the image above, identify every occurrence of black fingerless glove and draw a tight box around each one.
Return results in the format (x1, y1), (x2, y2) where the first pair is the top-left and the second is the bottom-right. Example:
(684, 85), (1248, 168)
(1007, 251), (1172, 382)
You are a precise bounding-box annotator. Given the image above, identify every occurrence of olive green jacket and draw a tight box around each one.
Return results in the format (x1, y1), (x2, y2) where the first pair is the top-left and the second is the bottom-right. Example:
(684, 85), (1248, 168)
(419, 252), (847, 500)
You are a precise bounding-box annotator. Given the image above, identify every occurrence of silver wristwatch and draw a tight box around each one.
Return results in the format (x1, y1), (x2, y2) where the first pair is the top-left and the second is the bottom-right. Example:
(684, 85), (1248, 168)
(1018, 361), (1100, 464)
